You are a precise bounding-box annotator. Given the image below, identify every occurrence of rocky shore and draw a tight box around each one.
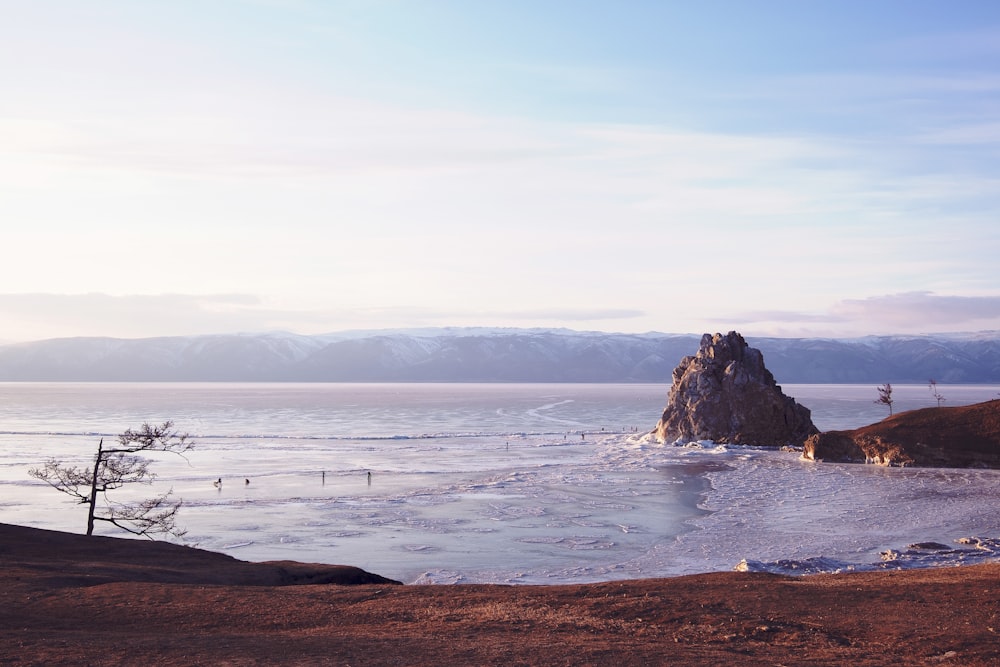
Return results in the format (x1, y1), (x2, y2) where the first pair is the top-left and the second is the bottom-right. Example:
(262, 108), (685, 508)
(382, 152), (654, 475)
(2, 523), (998, 666)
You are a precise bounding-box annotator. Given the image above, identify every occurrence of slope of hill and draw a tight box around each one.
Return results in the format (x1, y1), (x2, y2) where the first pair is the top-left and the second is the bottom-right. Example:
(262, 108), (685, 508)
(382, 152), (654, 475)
(0, 329), (998, 383)
(3, 521), (999, 665)
(804, 399), (1000, 467)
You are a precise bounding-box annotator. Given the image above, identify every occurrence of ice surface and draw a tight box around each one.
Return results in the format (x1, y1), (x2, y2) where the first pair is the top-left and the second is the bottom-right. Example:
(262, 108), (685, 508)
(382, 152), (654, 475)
(1, 382), (999, 584)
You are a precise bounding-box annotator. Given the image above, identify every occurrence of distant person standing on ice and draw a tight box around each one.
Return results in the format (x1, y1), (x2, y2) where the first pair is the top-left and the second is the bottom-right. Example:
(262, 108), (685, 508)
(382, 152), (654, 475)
(367, 471), (372, 485)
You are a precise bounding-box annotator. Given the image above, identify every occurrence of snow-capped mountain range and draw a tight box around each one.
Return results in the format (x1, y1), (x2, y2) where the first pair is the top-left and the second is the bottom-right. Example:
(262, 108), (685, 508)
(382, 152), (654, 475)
(0, 328), (998, 383)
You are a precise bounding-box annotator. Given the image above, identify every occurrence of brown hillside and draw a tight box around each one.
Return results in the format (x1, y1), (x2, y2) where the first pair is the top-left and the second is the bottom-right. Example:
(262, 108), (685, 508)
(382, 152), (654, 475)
(0, 522), (400, 587)
(805, 399), (1000, 467)
(2, 523), (999, 665)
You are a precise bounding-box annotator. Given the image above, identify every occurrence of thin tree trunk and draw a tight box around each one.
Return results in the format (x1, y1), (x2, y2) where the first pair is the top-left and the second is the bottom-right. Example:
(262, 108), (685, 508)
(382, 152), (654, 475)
(86, 439), (103, 536)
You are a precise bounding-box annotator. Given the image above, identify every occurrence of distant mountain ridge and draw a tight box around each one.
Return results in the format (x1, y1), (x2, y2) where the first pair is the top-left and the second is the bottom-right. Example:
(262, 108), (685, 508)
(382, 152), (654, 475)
(0, 329), (998, 383)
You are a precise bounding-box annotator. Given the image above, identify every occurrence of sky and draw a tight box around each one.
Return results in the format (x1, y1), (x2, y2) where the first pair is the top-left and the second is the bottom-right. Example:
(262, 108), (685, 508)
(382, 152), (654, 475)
(3, 1), (1000, 342)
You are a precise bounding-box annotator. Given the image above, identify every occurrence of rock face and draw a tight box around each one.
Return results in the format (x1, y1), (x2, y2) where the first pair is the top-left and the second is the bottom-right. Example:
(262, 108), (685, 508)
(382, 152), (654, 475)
(654, 332), (818, 446)
(804, 400), (1000, 467)
(801, 431), (866, 462)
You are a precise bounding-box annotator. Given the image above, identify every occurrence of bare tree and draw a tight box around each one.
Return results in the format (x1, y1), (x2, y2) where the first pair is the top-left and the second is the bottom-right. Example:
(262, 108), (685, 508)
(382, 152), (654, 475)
(928, 379), (946, 407)
(29, 421), (192, 538)
(874, 383), (894, 416)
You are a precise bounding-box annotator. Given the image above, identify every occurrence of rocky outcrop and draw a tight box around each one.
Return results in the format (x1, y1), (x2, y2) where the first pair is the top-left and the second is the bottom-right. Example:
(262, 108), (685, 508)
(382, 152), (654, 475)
(654, 332), (818, 446)
(804, 400), (1000, 467)
(800, 432), (867, 463)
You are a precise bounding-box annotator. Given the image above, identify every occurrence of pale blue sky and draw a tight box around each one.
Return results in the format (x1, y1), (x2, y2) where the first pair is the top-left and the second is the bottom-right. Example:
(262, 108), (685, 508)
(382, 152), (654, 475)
(2, 1), (1000, 341)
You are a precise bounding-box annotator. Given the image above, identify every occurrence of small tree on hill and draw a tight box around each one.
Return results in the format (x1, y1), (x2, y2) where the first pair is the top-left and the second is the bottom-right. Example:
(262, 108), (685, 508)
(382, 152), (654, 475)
(874, 383), (894, 416)
(29, 421), (192, 538)
(928, 379), (946, 407)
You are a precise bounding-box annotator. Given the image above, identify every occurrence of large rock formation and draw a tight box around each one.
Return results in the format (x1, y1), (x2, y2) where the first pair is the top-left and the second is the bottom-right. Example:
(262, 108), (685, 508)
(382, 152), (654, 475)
(654, 331), (817, 446)
(803, 399), (1000, 467)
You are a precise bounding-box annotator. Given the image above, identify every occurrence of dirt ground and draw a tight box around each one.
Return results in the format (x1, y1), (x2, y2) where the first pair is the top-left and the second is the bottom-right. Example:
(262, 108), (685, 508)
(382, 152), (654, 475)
(1, 523), (998, 666)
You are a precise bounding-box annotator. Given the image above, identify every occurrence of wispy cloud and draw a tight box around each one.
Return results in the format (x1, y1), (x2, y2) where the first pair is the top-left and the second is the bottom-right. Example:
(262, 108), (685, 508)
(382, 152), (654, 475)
(0, 294), (650, 343)
(916, 122), (1000, 145)
(0, 294), (267, 341)
(484, 308), (645, 322)
(730, 292), (1000, 337)
(830, 292), (1000, 329)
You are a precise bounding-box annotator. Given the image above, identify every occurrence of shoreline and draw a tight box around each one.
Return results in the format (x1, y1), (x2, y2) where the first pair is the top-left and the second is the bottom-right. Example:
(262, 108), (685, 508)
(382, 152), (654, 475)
(4, 386), (999, 586)
(13, 440), (1000, 584)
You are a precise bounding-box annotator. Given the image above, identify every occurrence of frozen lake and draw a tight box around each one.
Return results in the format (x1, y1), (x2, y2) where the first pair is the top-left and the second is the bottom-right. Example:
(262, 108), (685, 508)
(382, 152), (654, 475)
(1, 382), (998, 584)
